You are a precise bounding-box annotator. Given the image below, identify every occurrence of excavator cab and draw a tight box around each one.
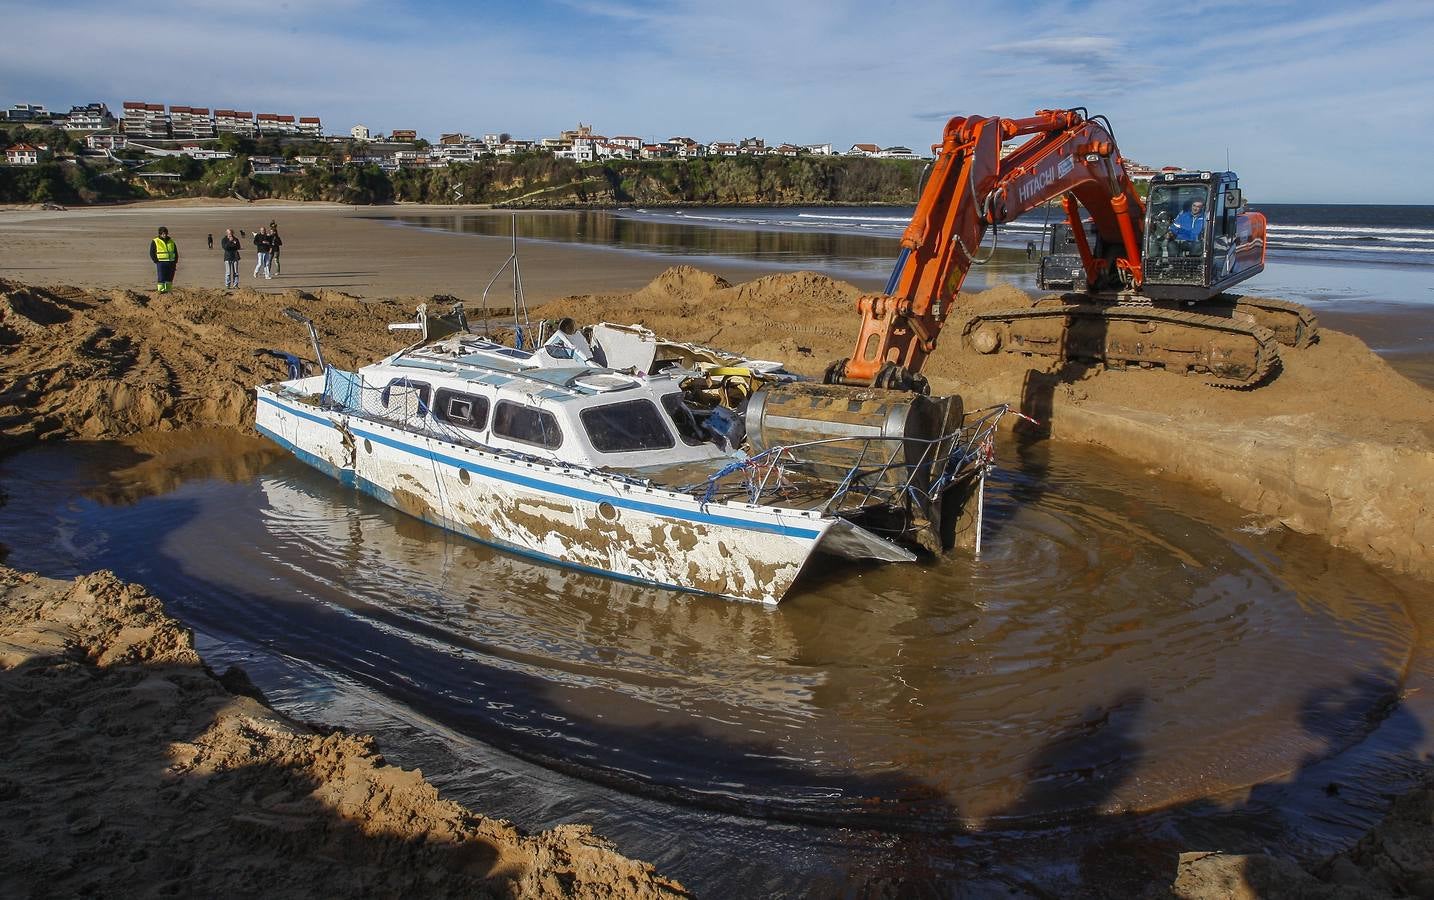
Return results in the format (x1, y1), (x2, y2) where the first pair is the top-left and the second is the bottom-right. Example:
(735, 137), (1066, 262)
(1038, 220), (1103, 291)
(1140, 172), (1267, 301)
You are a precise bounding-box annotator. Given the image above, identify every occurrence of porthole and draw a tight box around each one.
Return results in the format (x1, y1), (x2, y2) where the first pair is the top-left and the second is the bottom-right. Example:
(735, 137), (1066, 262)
(597, 501), (619, 522)
(458, 469), (470, 485)
(363, 438), (373, 454)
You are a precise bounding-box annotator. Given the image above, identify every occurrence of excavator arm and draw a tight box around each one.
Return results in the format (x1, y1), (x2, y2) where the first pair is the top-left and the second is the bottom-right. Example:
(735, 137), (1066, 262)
(827, 109), (1146, 389)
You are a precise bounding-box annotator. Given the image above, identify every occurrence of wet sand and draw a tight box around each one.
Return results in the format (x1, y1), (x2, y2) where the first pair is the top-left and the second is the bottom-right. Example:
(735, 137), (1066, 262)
(0, 200), (791, 303)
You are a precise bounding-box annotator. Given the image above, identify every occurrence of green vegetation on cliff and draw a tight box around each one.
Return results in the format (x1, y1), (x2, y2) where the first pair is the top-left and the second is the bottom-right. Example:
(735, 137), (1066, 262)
(0, 124), (925, 206)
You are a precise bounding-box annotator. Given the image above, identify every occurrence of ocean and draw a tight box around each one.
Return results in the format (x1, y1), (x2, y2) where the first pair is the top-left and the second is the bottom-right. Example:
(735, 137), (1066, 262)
(395, 203), (1434, 306)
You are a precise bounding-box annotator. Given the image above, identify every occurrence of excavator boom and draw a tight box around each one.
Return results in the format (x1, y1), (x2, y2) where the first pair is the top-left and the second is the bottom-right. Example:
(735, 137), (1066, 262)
(830, 110), (1147, 388)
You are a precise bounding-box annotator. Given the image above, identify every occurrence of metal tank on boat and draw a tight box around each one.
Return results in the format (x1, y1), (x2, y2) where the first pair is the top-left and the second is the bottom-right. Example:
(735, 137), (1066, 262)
(743, 382), (979, 554)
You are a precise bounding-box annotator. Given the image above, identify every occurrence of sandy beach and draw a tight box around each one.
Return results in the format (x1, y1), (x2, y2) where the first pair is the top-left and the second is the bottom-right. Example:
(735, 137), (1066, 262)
(0, 200), (795, 303)
(3, 201), (1434, 896)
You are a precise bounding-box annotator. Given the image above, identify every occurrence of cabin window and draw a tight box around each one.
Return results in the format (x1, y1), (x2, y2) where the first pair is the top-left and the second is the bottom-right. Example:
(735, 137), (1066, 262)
(493, 400), (563, 449)
(433, 388), (489, 430)
(380, 378), (430, 418)
(581, 400), (675, 453)
(661, 393), (707, 446)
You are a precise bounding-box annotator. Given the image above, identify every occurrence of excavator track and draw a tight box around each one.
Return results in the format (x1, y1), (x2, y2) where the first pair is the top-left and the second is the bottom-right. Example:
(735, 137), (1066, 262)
(1191, 295), (1319, 349)
(961, 304), (1280, 388)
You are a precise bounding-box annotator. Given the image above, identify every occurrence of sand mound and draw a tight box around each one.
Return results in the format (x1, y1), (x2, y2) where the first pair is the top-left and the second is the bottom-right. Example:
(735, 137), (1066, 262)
(0, 279), (406, 453)
(0, 564), (686, 898)
(632, 265), (731, 302)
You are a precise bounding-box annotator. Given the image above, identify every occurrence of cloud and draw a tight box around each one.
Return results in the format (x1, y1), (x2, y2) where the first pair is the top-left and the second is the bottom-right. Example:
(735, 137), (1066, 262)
(2, 0), (1431, 201)
(984, 34), (1155, 93)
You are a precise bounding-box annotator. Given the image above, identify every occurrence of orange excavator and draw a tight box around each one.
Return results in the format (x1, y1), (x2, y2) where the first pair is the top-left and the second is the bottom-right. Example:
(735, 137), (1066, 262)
(740, 109), (1317, 553)
(821, 107), (1315, 393)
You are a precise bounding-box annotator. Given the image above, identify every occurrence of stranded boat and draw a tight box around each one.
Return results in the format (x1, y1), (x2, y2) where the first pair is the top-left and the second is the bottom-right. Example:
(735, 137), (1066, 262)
(254, 304), (1009, 604)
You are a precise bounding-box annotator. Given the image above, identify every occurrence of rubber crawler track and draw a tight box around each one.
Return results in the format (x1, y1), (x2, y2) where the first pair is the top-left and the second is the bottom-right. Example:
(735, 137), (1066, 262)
(961, 304), (1281, 388)
(1220, 295), (1320, 349)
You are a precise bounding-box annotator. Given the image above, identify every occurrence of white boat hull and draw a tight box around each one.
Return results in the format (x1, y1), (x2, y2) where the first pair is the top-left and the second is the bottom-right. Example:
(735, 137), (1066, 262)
(256, 383), (833, 604)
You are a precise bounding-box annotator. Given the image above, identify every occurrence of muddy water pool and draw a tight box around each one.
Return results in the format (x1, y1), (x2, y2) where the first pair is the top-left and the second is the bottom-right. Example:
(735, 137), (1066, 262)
(2, 430), (1431, 894)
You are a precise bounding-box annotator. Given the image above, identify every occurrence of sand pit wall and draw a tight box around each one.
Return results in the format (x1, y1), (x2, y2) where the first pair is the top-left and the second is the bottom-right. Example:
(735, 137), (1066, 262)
(1039, 402), (1433, 580)
(0, 279), (408, 454)
(0, 565), (686, 897)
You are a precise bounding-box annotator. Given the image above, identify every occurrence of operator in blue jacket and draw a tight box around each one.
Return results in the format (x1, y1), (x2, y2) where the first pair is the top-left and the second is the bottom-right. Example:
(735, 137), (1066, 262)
(1168, 199), (1207, 255)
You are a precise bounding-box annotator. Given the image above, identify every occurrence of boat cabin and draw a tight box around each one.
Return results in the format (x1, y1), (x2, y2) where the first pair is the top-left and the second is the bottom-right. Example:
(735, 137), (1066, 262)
(349, 331), (736, 472)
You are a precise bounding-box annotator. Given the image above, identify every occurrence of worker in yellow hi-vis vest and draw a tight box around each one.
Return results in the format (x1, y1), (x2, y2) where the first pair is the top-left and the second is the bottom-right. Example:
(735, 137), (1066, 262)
(149, 226), (178, 293)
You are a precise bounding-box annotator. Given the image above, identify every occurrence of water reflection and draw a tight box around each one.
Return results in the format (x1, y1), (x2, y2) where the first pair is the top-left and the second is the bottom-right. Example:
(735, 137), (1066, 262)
(0, 434), (1425, 835)
(387, 210), (1038, 288)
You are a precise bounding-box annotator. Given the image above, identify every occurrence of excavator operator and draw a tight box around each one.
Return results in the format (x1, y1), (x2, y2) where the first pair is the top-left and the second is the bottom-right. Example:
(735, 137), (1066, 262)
(1169, 199), (1207, 256)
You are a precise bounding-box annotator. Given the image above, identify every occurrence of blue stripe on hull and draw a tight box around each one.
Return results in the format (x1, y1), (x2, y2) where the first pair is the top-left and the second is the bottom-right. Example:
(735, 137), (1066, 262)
(254, 420), (761, 601)
(256, 394), (822, 539)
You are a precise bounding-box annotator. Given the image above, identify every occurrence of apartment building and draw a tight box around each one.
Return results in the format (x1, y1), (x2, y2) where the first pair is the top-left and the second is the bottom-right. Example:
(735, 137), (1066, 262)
(85, 133), (127, 151)
(215, 110), (256, 137)
(65, 103), (115, 131)
(256, 113), (299, 136)
(4, 103), (52, 123)
(556, 144), (595, 162)
(298, 116), (322, 137)
(595, 142), (635, 160)
(248, 155), (284, 175)
(668, 137), (704, 158)
(121, 102), (170, 138)
(389, 129), (418, 143)
(169, 106), (216, 139)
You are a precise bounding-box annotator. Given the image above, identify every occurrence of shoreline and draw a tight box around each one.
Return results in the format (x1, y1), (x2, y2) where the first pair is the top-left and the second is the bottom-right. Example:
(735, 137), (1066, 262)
(6, 200), (1426, 347)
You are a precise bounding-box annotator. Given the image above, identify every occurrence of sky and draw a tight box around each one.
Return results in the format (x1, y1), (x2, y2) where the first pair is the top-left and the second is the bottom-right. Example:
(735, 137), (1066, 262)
(2, 0), (1432, 203)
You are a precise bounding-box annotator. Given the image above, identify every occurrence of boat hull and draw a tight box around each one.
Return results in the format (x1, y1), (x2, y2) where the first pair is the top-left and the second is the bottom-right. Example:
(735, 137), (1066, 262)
(256, 384), (832, 604)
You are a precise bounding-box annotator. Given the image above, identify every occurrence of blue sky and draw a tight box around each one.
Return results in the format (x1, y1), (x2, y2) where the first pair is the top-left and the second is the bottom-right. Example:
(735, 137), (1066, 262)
(3, 0), (1432, 203)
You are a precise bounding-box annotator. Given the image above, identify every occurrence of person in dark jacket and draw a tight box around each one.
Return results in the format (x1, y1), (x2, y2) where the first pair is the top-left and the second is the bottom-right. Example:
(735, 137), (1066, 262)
(268, 223), (283, 275)
(149, 226), (178, 293)
(220, 228), (241, 288)
(252, 227), (273, 279)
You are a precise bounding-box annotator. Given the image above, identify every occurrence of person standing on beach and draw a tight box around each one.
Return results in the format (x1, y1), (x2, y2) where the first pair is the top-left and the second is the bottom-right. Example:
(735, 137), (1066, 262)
(269, 223), (283, 276)
(221, 228), (241, 288)
(149, 226), (178, 293)
(253, 227), (273, 279)
(207, 233), (214, 250)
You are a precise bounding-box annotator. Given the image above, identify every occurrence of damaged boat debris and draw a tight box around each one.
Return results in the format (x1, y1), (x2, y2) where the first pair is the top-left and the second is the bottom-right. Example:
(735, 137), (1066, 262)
(255, 303), (1010, 603)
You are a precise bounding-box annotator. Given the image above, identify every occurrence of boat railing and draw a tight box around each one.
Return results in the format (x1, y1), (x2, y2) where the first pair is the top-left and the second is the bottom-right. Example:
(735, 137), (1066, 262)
(317, 367), (1012, 519)
(694, 404), (1013, 515)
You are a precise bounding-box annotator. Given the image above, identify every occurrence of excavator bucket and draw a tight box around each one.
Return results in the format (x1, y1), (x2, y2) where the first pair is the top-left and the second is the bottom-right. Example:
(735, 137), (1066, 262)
(743, 382), (973, 553)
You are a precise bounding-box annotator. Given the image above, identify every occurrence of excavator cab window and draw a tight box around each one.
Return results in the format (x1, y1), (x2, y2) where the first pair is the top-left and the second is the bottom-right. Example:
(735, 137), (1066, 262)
(1144, 183), (1212, 285)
